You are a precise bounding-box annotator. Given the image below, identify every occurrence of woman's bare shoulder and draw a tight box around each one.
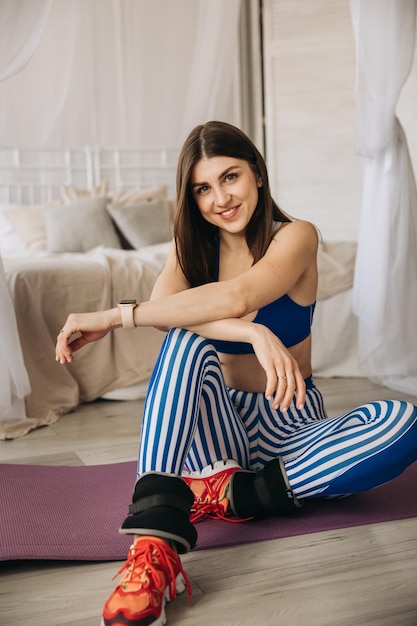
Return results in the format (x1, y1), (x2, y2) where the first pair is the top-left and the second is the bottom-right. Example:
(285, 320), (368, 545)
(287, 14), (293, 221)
(276, 219), (318, 236)
(272, 219), (319, 252)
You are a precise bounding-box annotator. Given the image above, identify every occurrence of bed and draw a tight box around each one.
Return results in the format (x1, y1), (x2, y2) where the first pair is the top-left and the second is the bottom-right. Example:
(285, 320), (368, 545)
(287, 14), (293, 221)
(0, 147), (360, 439)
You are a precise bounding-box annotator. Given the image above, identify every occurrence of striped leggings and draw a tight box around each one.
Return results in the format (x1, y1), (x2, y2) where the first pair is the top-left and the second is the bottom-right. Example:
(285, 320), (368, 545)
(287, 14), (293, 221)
(138, 328), (417, 498)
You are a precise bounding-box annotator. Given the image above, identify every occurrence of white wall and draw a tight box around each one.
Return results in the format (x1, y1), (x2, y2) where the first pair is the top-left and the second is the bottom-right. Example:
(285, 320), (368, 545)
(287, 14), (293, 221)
(262, 1), (417, 242)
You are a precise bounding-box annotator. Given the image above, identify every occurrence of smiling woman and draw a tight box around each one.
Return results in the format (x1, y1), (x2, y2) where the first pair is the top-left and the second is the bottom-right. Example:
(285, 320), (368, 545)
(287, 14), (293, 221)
(54, 121), (417, 626)
(173, 121), (292, 289)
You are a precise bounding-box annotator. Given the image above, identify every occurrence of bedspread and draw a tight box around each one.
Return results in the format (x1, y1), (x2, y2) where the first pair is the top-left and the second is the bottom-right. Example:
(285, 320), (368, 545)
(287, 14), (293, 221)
(1, 243), (170, 438)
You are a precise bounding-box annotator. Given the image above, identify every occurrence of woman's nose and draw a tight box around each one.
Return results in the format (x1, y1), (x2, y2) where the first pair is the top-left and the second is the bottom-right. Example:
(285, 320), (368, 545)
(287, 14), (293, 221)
(214, 186), (231, 207)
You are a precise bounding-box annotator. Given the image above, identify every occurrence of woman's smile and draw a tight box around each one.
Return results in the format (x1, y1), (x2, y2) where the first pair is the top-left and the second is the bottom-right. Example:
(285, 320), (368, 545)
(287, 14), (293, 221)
(218, 205), (240, 219)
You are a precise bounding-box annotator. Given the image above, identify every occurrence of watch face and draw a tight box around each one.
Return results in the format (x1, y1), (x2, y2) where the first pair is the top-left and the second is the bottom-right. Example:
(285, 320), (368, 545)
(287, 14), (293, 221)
(119, 299), (137, 305)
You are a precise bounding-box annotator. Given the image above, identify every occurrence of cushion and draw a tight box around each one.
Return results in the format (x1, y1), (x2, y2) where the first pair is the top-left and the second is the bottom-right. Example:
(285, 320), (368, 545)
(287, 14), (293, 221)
(106, 199), (172, 249)
(44, 197), (121, 253)
(0, 204), (26, 253)
(60, 181), (109, 204)
(109, 184), (168, 207)
(317, 240), (357, 300)
(1, 201), (62, 252)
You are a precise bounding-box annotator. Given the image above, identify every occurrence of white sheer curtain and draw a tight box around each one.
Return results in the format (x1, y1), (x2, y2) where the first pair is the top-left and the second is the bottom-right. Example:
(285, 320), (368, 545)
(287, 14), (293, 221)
(0, 255), (31, 421)
(350, 0), (417, 394)
(0, 0), (51, 83)
(0, 0), (242, 424)
(0, 0), (51, 421)
(0, 0), (242, 149)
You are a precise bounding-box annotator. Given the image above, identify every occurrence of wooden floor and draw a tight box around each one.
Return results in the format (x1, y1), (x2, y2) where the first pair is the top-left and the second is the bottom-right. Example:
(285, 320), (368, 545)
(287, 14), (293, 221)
(1, 377), (417, 626)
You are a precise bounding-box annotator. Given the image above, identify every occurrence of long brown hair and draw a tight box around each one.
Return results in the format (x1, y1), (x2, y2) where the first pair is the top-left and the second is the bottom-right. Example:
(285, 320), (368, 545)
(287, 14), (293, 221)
(174, 121), (290, 287)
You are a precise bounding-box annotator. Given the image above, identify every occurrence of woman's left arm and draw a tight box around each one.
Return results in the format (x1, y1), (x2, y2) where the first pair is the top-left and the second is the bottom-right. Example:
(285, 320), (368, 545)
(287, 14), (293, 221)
(56, 221), (317, 363)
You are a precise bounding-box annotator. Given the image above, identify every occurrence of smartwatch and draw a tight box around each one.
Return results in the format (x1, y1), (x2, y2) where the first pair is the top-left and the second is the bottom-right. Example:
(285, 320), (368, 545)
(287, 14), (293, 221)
(117, 299), (138, 329)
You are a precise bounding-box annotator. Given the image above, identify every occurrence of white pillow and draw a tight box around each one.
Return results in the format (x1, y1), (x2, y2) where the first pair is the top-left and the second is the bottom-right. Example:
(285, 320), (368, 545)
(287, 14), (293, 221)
(0, 201), (62, 253)
(0, 204), (25, 254)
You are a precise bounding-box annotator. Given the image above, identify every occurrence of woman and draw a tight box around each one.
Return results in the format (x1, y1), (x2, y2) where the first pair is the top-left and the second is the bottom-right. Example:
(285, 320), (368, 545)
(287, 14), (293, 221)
(56, 121), (417, 626)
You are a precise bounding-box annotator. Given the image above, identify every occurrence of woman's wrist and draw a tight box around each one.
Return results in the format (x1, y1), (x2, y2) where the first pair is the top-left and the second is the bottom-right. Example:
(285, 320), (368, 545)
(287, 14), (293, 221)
(110, 306), (123, 329)
(249, 322), (267, 346)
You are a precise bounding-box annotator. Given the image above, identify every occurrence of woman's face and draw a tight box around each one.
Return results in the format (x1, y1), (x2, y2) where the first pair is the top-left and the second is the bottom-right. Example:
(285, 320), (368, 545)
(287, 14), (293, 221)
(190, 156), (261, 236)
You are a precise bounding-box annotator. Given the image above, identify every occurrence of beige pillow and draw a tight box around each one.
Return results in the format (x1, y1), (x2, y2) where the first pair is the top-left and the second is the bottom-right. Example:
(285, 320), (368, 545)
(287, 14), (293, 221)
(317, 240), (357, 300)
(60, 180), (109, 204)
(109, 184), (168, 207)
(3, 201), (62, 251)
(44, 197), (121, 253)
(106, 199), (172, 249)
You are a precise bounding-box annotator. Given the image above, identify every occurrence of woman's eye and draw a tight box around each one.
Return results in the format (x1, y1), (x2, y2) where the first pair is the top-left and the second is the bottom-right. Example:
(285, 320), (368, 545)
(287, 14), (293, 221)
(225, 173), (237, 182)
(196, 185), (210, 195)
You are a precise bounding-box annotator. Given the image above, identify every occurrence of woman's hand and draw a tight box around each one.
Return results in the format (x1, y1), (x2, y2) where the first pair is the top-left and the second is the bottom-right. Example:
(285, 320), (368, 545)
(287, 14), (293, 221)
(55, 309), (119, 364)
(250, 324), (306, 411)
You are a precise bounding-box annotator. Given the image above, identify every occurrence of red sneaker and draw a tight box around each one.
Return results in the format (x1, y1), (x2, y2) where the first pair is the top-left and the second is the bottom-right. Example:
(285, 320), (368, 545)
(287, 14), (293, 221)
(101, 535), (191, 626)
(183, 460), (251, 523)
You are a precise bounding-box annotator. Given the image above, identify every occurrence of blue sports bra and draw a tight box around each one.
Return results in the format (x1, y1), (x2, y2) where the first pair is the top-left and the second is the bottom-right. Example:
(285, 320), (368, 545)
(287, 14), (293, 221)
(210, 232), (316, 354)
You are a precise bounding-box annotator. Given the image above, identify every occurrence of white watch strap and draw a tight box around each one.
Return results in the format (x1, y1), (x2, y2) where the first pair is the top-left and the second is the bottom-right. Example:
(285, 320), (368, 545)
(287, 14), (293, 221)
(118, 302), (137, 329)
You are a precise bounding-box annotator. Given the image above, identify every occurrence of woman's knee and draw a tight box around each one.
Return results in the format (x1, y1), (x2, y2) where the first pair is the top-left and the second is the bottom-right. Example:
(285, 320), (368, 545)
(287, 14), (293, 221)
(150, 328), (220, 391)
(166, 327), (207, 343)
(400, 400), (417, 425)
(382, 399), (417, 423)
(165, 327), (217, 354)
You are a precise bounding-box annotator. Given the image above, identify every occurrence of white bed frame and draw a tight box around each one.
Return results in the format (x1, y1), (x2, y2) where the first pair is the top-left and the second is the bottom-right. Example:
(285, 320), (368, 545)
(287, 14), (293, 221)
(0, 146), (179, 204)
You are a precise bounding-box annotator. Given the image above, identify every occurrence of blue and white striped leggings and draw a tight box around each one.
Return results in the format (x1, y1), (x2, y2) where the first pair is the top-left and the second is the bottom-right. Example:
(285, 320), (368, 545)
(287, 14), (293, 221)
(138, 328), (417, 498)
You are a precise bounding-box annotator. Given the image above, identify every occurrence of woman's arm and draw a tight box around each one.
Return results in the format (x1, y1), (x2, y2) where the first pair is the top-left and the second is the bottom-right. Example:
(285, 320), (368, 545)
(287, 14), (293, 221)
(141, 220), (317, 328)
(186, 317), (306, 410)
(56, 221), (317, 363)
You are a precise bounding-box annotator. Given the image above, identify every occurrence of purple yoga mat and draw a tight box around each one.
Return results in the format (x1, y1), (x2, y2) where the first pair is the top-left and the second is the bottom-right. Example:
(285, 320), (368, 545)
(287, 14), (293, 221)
(1, 460), (416, 562)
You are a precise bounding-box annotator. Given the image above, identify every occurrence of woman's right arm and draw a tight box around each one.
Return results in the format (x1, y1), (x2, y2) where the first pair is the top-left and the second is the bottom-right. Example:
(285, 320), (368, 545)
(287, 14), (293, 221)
(55, 241), (185, 363)
(149, 241), (192, 330)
